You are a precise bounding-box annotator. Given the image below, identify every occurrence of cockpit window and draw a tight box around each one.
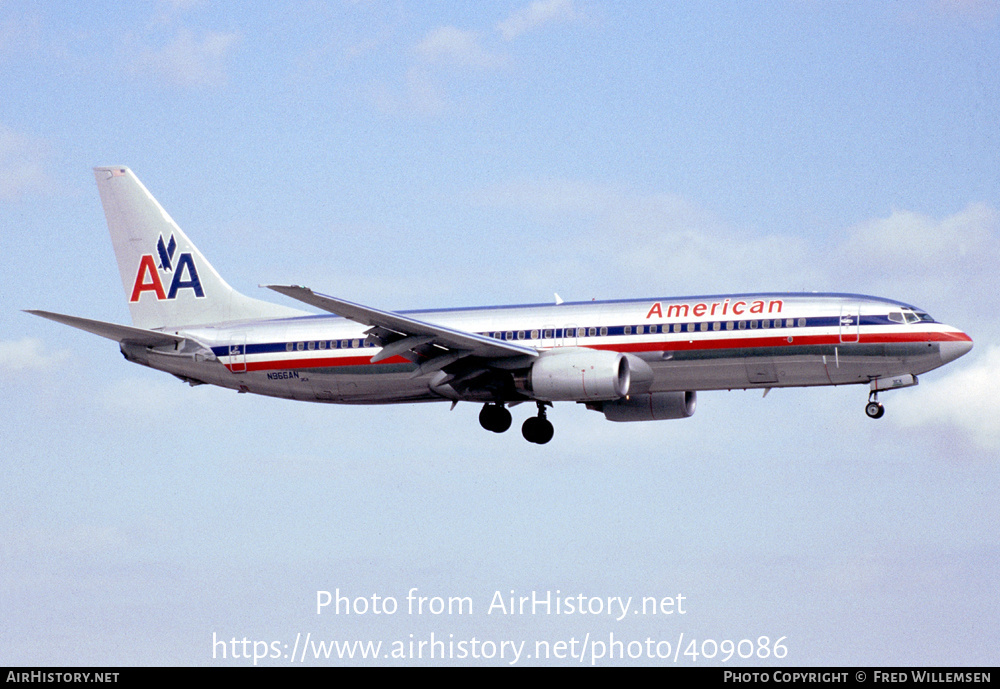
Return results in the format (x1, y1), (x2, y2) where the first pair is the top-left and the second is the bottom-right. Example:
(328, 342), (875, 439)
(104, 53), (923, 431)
(889, 309), (934, 324)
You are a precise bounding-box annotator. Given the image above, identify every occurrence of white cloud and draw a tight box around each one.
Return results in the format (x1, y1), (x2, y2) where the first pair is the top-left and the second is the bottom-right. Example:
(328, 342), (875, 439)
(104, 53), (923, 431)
(840, 203), (998, 277)
(414, 26), (501, 69)
(833, 203), (1000, 335)
(135, 27), (240, 87)
(893, 345), (1000, 452)
(97, 376), (208, 424)
(0, 338), (68, 375)
(476, 179), (817, 294)
(379, 26), (506, 115)
(0, 124), (47, 199)
(488, 178), (999, 306)
(497, 0), (579, 41)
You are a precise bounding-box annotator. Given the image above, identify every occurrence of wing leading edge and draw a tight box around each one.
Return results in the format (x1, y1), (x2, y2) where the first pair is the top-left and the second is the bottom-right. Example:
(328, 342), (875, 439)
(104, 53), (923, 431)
(265, 285), (539, 367)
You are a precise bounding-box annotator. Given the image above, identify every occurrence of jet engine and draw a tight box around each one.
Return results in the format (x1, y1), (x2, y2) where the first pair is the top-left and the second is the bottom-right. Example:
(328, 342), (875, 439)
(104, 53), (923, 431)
(517, 347), (631, 401)
(593, 391), (697, 422)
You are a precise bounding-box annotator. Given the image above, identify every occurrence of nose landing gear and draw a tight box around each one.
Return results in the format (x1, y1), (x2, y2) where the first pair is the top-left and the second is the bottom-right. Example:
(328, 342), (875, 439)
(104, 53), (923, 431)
(865, 391), (885, 419)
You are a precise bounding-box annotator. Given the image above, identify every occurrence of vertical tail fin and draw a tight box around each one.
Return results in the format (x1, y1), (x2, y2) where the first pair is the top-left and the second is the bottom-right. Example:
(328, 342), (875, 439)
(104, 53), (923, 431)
(94, 166), (304, 329)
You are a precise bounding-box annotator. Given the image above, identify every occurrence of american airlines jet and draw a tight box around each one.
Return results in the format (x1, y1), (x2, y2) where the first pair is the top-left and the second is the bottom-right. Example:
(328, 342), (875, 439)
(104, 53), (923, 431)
(28, 167), (973, 444)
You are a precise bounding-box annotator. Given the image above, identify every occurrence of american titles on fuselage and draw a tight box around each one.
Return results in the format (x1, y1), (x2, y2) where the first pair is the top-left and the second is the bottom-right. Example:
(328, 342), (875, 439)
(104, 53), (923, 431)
(646, 299), (783, 320)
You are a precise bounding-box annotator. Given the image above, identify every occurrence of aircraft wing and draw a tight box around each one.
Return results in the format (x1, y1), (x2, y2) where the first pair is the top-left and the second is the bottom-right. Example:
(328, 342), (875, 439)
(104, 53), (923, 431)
(25, 310), (186, 347)
(265, 285), (538, 364)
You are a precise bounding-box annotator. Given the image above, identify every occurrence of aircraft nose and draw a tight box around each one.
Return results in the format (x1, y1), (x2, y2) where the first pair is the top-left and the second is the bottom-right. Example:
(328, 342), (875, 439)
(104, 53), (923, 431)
(940, 334), (973, 365)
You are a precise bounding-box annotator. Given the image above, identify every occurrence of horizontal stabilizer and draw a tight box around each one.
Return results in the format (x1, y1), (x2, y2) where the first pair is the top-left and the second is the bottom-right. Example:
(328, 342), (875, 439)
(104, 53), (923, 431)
(25, 310), (186, 347)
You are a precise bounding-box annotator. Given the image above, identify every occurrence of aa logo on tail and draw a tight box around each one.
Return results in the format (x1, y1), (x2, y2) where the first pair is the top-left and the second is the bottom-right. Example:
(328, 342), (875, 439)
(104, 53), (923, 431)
(130, 234), (205, 302)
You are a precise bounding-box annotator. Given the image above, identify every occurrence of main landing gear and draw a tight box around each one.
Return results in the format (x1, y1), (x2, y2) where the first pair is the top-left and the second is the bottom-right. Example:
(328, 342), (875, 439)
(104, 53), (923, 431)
(522, 403), (554, 445)
(479, 403), (512, 433)
(865, 391), (885, 419)
(478, 402), (554, 444)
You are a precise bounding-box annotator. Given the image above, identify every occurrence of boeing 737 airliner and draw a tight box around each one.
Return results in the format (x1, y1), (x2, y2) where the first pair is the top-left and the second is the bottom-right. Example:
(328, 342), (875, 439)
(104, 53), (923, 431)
(28, 167), (973, 444)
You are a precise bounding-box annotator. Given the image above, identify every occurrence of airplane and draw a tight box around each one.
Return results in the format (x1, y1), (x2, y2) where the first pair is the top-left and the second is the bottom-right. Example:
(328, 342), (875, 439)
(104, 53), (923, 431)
(27, 167), (974, 444)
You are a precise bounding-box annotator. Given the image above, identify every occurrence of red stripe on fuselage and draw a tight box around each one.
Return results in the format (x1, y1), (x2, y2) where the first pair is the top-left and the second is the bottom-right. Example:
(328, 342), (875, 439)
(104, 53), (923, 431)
(221, 330), (967, 373)
(594, 329), (971, 354)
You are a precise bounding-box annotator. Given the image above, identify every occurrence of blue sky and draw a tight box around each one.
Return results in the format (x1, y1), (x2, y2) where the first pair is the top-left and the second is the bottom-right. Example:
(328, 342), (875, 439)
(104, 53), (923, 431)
(2, 0), (998, 666)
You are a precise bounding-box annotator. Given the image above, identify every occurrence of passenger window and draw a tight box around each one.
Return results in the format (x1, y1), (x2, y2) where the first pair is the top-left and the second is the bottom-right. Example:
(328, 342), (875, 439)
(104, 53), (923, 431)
(700, 322), (708, 332)
(600, 326), (608, 337)
(713, 322), (720, 331)
(738, 321), (746, 330)
(726, 321), (734, 331)
(797, 317), (806, 327)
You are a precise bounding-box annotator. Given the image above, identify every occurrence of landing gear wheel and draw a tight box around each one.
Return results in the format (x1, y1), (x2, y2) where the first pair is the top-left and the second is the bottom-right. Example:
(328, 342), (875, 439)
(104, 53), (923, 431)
(522, 404), (554, 444)
(522, 417), (554, 444)
(479, 403), (512, 433)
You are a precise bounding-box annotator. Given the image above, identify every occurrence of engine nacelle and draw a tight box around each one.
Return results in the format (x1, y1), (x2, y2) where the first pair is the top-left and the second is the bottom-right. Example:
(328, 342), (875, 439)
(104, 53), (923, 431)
(521, 347), (630, 401)
(595, 391), (697, 422)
